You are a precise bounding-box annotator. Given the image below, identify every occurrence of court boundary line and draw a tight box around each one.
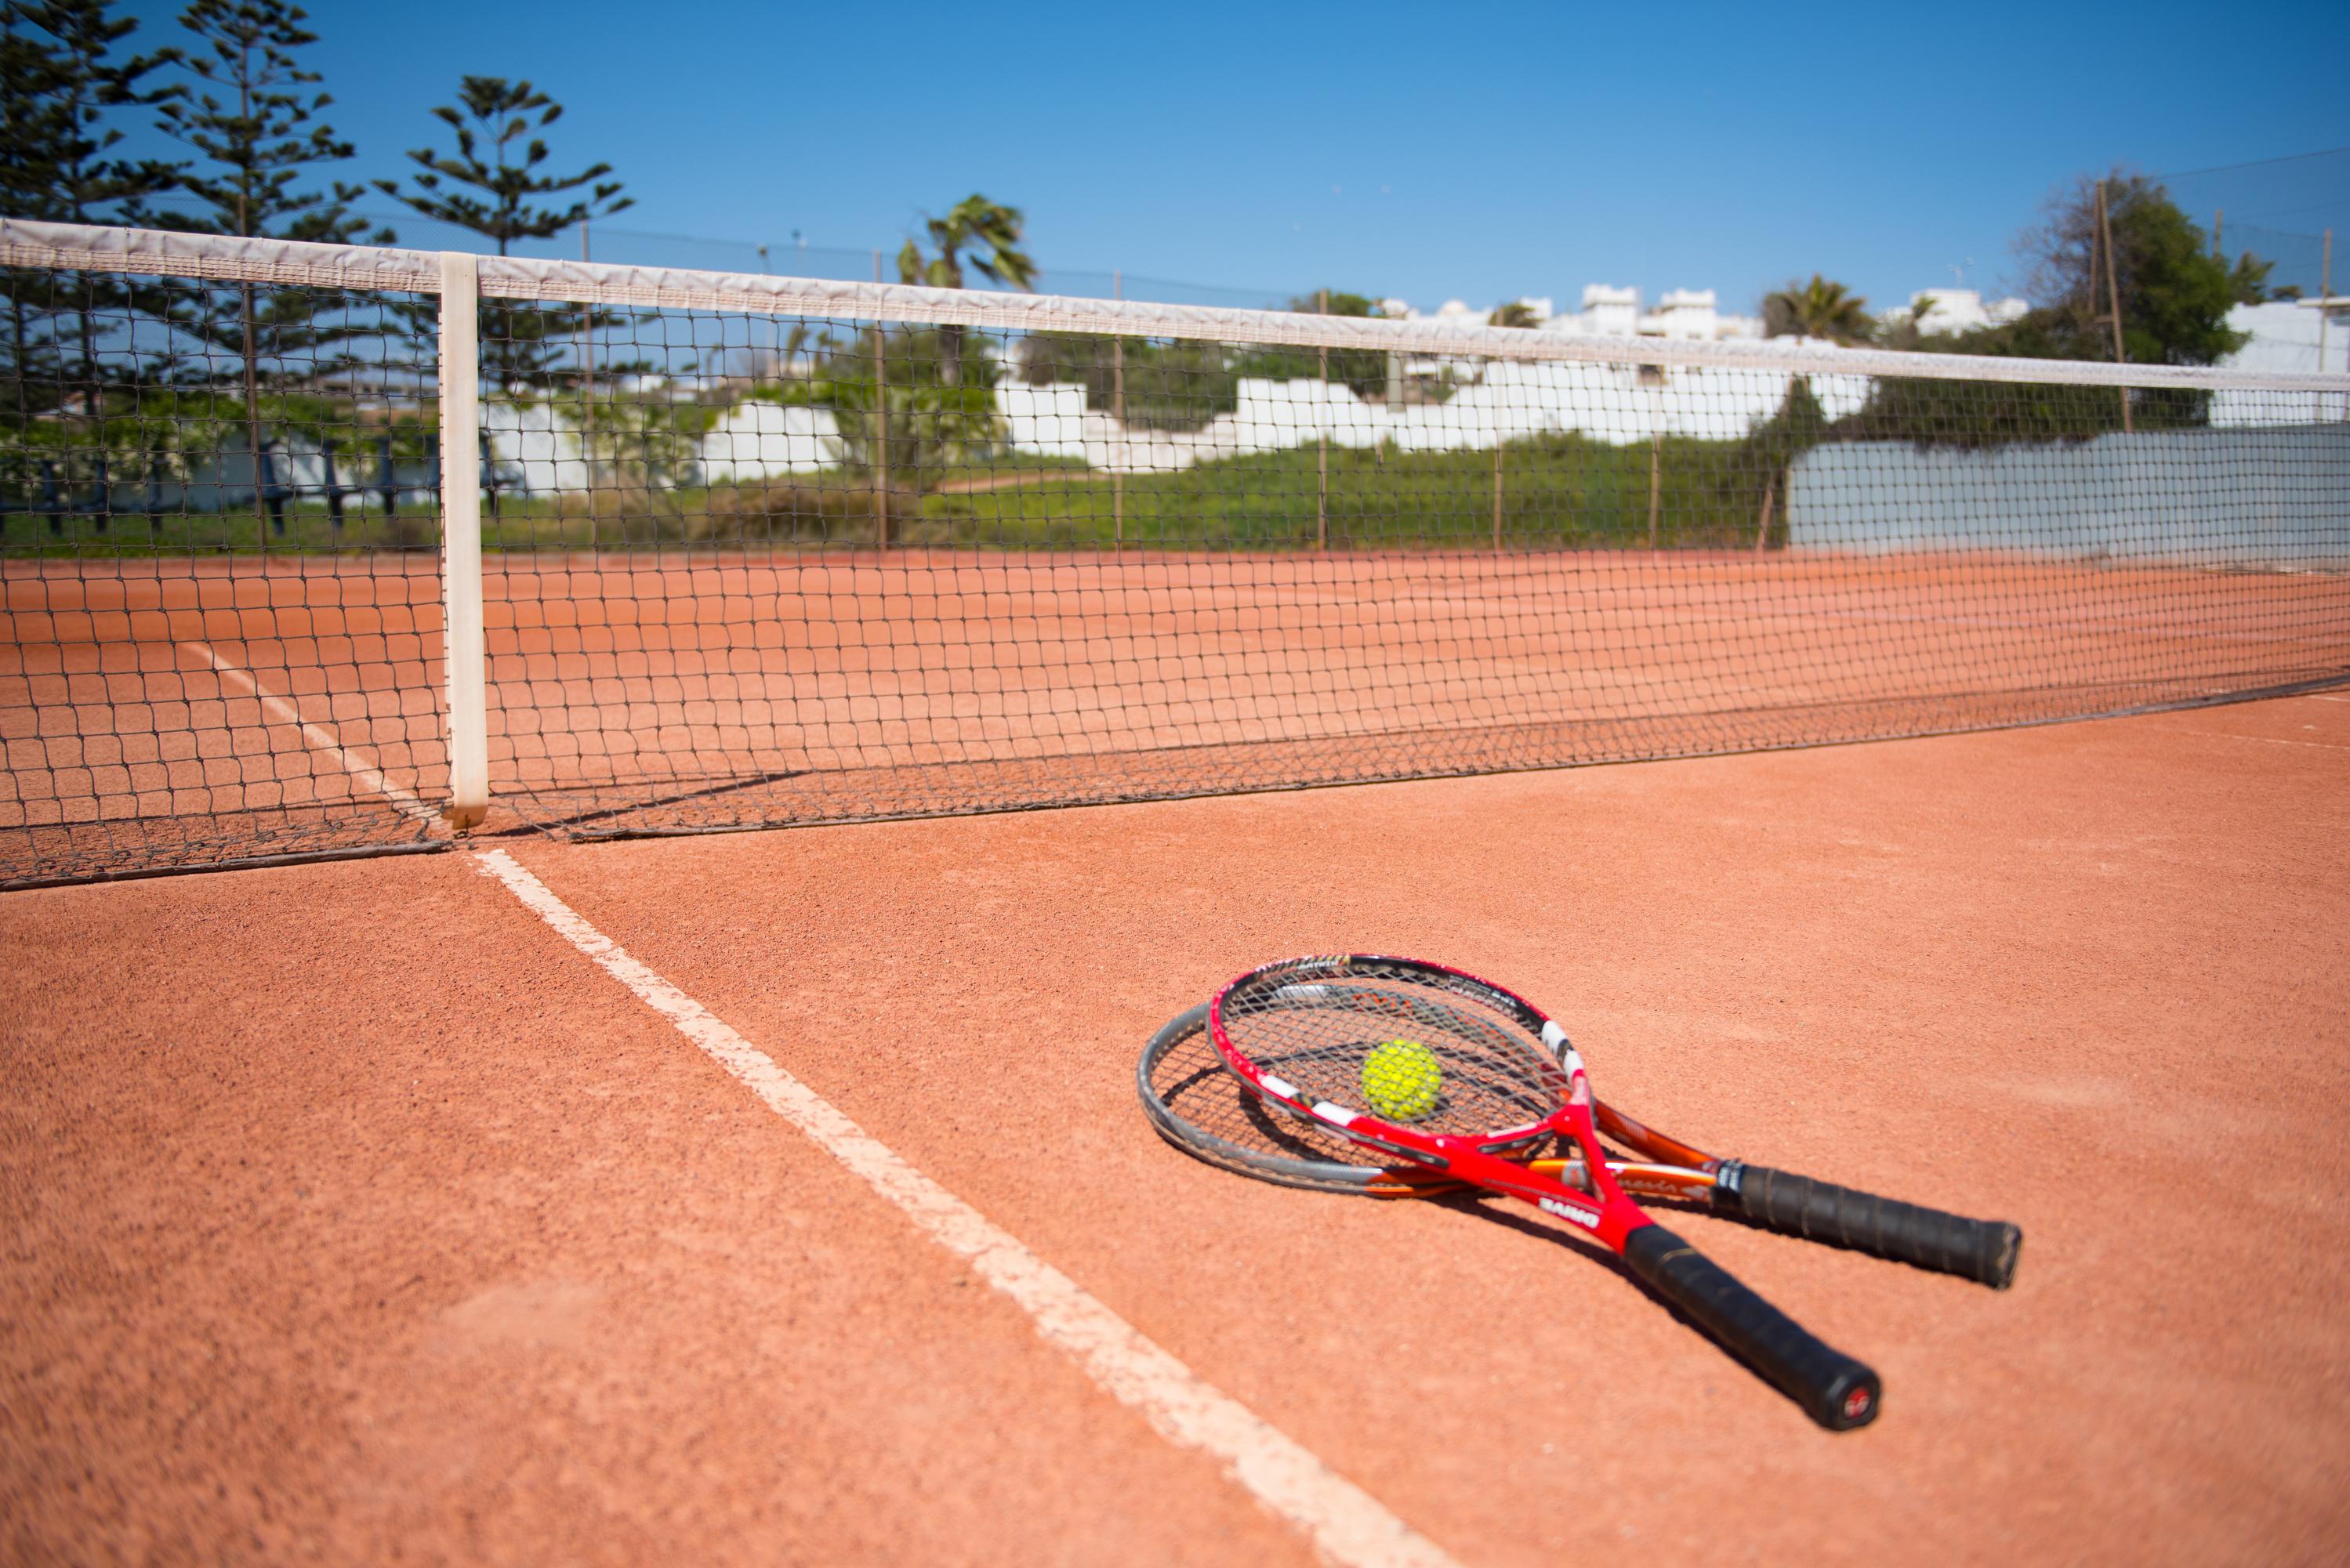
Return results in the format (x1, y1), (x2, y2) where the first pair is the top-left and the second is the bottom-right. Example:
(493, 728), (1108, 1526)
(78, 643), (2344, 1562)
(85, 646), (1466, 1558)
(183, 639), (444, 829)
(467, 843), (1461, 1568)
(2179, 730), (2349, 750)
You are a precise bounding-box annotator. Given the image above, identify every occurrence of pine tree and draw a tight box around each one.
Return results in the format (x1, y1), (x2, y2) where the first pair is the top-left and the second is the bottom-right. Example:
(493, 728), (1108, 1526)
(0, 0), (177, 512)
(5, 0), (180, 227)
(152, 0), (391, 524)
(156, 0), (380, 244)
(372, 76), (632, 392)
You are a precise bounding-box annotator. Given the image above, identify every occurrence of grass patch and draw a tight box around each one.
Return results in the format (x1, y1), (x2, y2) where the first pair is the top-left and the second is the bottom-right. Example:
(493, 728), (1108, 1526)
(2, 435), (1793, 556)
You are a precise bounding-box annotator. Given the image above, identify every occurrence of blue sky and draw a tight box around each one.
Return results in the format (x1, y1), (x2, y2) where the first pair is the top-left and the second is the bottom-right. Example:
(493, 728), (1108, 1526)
(115, 0), (2350, 313)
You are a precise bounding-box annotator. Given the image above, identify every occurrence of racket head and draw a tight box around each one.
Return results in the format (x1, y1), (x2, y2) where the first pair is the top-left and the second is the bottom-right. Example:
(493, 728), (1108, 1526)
(1143, 1001), (1718, 1202)
(1209, 954), (1576, 1146)
(1139, 1003), (1476, 1194)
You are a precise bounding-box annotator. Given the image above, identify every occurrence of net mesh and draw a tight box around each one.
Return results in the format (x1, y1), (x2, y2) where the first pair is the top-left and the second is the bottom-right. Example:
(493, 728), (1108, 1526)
(5, 221), (2348, 888)
(1, 241), (447, 885)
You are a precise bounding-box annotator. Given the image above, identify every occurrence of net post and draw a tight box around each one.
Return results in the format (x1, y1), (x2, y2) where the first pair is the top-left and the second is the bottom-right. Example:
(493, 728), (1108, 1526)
(872, 248), (888, 549)
(437, 251), (490, 831)
(1316, 289), (1329, 550)
(1112, 268), (1124, 548)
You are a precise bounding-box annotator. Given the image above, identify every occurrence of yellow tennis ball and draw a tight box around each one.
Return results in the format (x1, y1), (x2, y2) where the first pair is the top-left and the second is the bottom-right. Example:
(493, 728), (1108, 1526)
(1361, 1039), (1444, 1121)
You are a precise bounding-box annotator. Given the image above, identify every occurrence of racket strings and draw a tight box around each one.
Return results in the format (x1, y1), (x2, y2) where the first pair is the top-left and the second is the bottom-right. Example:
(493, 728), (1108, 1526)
(1220, 973), (1569, 1139)
(1150, 1030), (1394, 1167)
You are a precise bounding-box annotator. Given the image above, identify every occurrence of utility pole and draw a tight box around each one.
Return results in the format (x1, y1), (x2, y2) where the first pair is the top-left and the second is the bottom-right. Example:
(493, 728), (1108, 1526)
(2097, 180), (2132, 434)
(757, 244), (773, 378)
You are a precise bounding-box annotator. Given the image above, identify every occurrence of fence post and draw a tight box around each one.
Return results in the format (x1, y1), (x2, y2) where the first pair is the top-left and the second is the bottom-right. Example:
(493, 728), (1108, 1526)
(1317, 290), (1329, 550)
(1492, 406), (1504, 552)
(2323, 230), (2335, 408)
(437, 252), (490, 830)
(872, 248), (888, 549)
(578, 217), (597, 551)
(1647, 427), (1662, 549)
(1113, 269), (1124, 547)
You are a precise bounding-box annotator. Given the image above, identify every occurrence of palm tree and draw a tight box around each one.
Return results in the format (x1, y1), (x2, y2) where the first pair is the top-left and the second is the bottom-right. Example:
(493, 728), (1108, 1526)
(1487, 300), (1539, 328)
(895, 194), (1035, 386)
(1764, 275), (1873, 345)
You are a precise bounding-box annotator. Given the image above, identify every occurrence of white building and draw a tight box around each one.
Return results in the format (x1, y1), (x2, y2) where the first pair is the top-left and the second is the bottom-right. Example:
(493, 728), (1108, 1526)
(1571, 284), (1640, 337)
(1878, 288), (2029, 335)
(2221, 298), (2350, 377)
(2210, 297), (2350, 424)
(1377, 284), (1763, 342)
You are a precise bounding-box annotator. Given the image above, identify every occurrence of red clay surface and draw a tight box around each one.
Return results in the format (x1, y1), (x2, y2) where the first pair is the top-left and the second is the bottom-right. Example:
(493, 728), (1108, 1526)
(5, 690), (2348, 1564)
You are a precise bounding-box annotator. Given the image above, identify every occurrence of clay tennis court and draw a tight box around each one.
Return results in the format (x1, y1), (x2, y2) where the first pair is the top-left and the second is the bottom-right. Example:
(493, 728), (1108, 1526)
(6, 213), (2349, 1563)
(4, 549), (2348, 1563)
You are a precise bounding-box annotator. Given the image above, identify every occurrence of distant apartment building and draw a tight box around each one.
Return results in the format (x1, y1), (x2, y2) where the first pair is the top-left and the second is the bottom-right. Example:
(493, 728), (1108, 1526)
(1880, 288), (2030, 334)
(1376, 277), (2344, 382)
(1379, 284), (1764, 342)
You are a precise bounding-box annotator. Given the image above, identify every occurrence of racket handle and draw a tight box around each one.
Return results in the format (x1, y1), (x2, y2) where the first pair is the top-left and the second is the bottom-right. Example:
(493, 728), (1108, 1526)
(1714, 1164), (2022, 1289)
(1622, 1223), (1880, 1430)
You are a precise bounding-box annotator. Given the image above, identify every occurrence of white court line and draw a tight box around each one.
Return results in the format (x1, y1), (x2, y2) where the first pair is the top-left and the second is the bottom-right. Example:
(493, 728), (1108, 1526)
(182, 640), (441, 827)
(2179, 730), (2350, 751)
(194, 641), (1448, 1563)
(469, 845), (1459, 1568)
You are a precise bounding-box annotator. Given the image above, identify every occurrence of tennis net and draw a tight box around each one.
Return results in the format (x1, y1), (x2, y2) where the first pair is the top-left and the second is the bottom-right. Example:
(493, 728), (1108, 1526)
(5, 219), (2347, 889)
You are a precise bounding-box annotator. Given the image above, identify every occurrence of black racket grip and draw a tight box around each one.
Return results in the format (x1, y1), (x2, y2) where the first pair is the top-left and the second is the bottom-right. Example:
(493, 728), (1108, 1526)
(1622, 1223), (1880, 1430)
(1714, 1164), (2022, 1289)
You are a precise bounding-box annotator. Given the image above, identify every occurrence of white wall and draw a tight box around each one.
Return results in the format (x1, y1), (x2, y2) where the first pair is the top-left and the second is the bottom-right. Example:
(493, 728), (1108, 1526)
(697, 400), (847, 482)
(2212, 300), (2350, 425)
(1014, 361), (1873, 475)
(439, 355), (1880, 493)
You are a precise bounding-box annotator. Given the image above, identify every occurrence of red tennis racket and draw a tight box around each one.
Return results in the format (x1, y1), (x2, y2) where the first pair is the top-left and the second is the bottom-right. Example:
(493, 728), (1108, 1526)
(1142, 998), (2021, 1291)
(1211, 954), (1883, 1429)
(1182, 980), (2019, 1287)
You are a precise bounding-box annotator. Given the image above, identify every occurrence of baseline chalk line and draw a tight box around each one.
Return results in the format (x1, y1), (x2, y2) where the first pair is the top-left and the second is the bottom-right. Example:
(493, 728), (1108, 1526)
(183, 640), (442, 827)
(470, 845), (1461, 1568)
(201, 634), (1450, 1565)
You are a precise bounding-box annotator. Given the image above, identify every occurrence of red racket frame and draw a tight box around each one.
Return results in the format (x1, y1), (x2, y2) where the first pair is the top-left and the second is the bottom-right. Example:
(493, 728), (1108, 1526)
(1209, 953), (1882, 1429)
